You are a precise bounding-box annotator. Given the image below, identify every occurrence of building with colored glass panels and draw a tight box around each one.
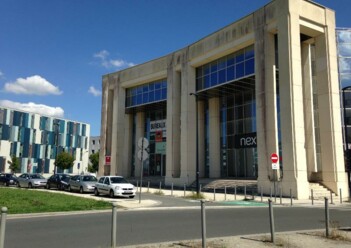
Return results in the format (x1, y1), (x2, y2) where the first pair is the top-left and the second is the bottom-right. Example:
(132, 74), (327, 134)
(100, 0), (349, 199)
(0, 107), (90, 175)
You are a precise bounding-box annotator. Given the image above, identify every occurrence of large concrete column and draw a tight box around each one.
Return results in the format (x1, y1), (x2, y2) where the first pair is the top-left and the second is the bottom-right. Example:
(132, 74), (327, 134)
(276, 0), (309, 199)
(122, 113), (133, 177)
(209, 97), (221, 178)
(314, 10), (348, 195)
(198, 100), (206, 178)
(254, 8), (279, 194)
(166, 54), (181, 180)
(134, 112), (145, 178)
(179, 50), (197, 185)
(301, 43), (318, 178)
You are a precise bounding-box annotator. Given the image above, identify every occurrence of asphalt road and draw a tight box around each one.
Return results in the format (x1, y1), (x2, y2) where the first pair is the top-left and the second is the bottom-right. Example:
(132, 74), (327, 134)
(4, 205), (351, 248)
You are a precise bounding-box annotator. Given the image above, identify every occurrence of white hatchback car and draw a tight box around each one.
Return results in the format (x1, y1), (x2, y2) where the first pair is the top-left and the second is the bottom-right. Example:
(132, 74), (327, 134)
(94, 176), (136, 198)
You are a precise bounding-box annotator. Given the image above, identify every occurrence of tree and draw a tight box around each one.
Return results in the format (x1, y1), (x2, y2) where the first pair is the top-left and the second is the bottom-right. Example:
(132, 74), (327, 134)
(55, 152), (75, 171)
(8, 155), (20, 173)
(88, 152), (99, 173)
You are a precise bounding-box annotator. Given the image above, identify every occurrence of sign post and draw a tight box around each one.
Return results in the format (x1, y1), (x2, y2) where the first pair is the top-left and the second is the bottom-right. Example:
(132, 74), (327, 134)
(271, 153), (279, 202)
(138, 137), (149, 203)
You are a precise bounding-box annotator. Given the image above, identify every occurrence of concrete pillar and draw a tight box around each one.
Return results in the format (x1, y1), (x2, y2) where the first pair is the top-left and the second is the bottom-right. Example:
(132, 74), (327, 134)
(166, 54), (181, 180)
(180, 50), (197, 185)
(254, 8), (279, 194)
(198, 100), (206, 178)
(134, 112), (145, 178)
(209, 97), (221, 178)
(276, 0), (309, 199)
(301, 43), (318, 178)
(314, 10), (348, 194)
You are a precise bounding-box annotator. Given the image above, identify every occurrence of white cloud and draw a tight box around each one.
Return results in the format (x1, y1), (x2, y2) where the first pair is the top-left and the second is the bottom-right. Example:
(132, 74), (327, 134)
(0, 100), (64, 118)
(88, 86), (102, 97)
(3, 75), (62, 95)
(93, 50), (135, 69)
(0, 70), (4, 79)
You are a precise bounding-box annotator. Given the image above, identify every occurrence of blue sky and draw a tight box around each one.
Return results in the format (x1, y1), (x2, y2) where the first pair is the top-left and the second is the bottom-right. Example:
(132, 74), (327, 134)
(0, 0), (350, 136)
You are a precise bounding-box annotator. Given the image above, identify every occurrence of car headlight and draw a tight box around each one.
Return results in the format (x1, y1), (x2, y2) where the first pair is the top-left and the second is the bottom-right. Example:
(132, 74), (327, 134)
(115, 186), (121, 190)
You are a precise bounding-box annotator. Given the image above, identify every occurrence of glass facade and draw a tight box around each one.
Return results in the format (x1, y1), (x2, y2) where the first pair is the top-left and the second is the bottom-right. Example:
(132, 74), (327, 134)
(0, 107), (89, 174)
(196, 45), (254, 91)
(126, 79), (167, 108)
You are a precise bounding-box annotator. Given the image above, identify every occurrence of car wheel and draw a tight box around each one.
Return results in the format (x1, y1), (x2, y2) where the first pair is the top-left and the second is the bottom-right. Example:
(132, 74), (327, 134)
(79, 187), (84, 194)
(56, 184), (60, 190)
(5, 182), (9, 187)
(109, 190), (114, 198)
(129, 196), (135, 199)
(28, 183), (33, 189)
(58, 184), (62, 190)
(46, 183), (50, 189)
(18, 183), (21, 188)
(94, 188), (99, 196)
(68, 185), (72, 192)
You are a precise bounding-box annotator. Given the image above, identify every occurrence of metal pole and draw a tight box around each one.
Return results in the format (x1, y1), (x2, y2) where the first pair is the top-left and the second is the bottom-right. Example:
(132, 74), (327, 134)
(290, 188), (293, 206)
(200, 184), (202, 193)
(311, 189), (314, 205)
(159, 181), (162, 191)
(147, 181), (150, 193)
(190, 93), (200, 196)
(171, 183), (173, 196)
(111, 203), (117, 248)
(244, 185), (247, 199)
(268, 199), (275, 244)
(340, 188), (343, 204)
(184, 184), (186, 197)
(0, 207), (8, 248)
(325, 197), (330, 237)
(234, 185), (237, 200)
(139, 138), (144, 204)
(280, 187), (282, 205)
(213, 187), (216, 201)
(201, 200), (207, 248)
(224, 186), (227, 201)
(270, 187), (272, 200)
(261, 186), (263, 202)
(274, 182), (276, 203)
(330, 191), (333, 205)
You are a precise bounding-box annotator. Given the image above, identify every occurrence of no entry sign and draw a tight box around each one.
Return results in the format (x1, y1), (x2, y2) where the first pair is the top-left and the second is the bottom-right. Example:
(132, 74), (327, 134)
(271, 153), (279, 163)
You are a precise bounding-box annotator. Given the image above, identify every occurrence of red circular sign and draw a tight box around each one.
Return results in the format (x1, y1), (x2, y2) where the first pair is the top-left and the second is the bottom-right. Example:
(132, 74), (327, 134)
(271, 153), (279, 163)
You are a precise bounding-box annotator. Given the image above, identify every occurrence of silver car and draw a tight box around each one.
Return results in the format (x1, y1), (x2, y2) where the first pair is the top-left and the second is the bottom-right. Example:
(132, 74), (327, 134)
(68, 175), (97, 193)
(17, 173), (47, 188)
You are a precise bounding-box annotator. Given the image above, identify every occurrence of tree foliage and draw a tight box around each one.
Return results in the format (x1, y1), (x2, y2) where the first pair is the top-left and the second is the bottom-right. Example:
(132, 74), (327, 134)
(55, 152), (75, 170)
(88, 152), (99, 173)
(8, 155), (20, 173)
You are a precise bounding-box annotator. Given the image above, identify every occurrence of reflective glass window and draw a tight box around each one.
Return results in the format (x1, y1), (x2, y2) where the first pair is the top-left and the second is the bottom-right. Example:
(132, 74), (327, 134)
(236, 62), (245, 78)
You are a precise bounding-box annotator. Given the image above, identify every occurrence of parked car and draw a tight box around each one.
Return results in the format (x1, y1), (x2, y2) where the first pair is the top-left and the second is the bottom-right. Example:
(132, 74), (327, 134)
(17, 173), (47, 188)
(68, 175), (97, 193)
(46, 174), (71, 190)
(0, 173), (18, 186)
(94, 176), (136, 198)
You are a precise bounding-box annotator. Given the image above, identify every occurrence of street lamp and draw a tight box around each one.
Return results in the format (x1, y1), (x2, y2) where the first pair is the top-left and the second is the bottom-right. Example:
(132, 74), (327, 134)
(190, 92), (200, 196)
(53, 121), (60, 175)
(342, 86), (351, 200)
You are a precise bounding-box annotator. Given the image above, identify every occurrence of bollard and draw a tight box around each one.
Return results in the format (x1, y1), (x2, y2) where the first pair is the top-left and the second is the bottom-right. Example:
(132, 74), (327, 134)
(171, 183), (174, 196)
(224, 186), (227, 201)
(261, 186), (263, 202)
(325, 197), (330, 237)
(214, 187), (216, 201)
(147, 181), (150, 193)
(111, 203), (118, 248)
(184, 184), (186, 197)
(290, 188), (293, 206)
(280, 187), (282, 205)
(311, 189), (314, 205)
(252, 188), (255, 200)
(274, 183), (277, 203)
(0, 207), (8, 248)
(268, 199), (275, 244)
(340, 188), (343, 204)
(136, 180), (139, 189)
(234, 185), (237, 200)
(330, 191), (333, 204)
(244, 185), (247, 199)
(201, 200), (207, 248)
(159, 181), (162, 191)
(200, 184), (202, 193)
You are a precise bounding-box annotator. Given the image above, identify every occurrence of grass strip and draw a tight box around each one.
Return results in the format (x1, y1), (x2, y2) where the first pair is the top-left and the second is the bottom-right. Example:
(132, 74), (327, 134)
(0, 188), (111, 214)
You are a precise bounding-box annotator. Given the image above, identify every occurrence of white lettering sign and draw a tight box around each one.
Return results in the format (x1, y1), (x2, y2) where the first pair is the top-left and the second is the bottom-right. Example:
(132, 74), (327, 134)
(150, 120), (167, 132)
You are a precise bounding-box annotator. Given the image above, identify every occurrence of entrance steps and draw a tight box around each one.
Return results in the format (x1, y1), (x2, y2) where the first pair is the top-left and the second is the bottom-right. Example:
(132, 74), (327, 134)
(191, 179), (258, 194)
(309, 182), (336, 200)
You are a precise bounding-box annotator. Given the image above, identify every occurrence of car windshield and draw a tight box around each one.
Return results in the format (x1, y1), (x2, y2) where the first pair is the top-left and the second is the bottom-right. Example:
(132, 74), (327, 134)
(30, 174), (45, 179)
(82, 176), (97, 182)
(5, 174), (16, 178)
(61, 175), (70, 180)
(110, 177), (128, 184)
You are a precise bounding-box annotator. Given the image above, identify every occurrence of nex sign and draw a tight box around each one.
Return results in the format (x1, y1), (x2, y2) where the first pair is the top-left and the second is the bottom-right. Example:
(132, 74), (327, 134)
(234, 132), (257, 149)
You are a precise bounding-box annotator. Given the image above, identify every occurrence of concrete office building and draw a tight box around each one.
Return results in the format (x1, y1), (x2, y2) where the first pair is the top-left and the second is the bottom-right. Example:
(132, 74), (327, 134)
(0, 107), (90, 175)
(89, 136), (100, 155)
(100, 0), (349, 199)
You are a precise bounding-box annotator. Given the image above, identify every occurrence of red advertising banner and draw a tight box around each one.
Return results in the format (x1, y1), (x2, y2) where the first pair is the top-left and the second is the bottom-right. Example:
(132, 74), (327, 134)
(105, 156), (111, 165)
(155, 130), (163, 142)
